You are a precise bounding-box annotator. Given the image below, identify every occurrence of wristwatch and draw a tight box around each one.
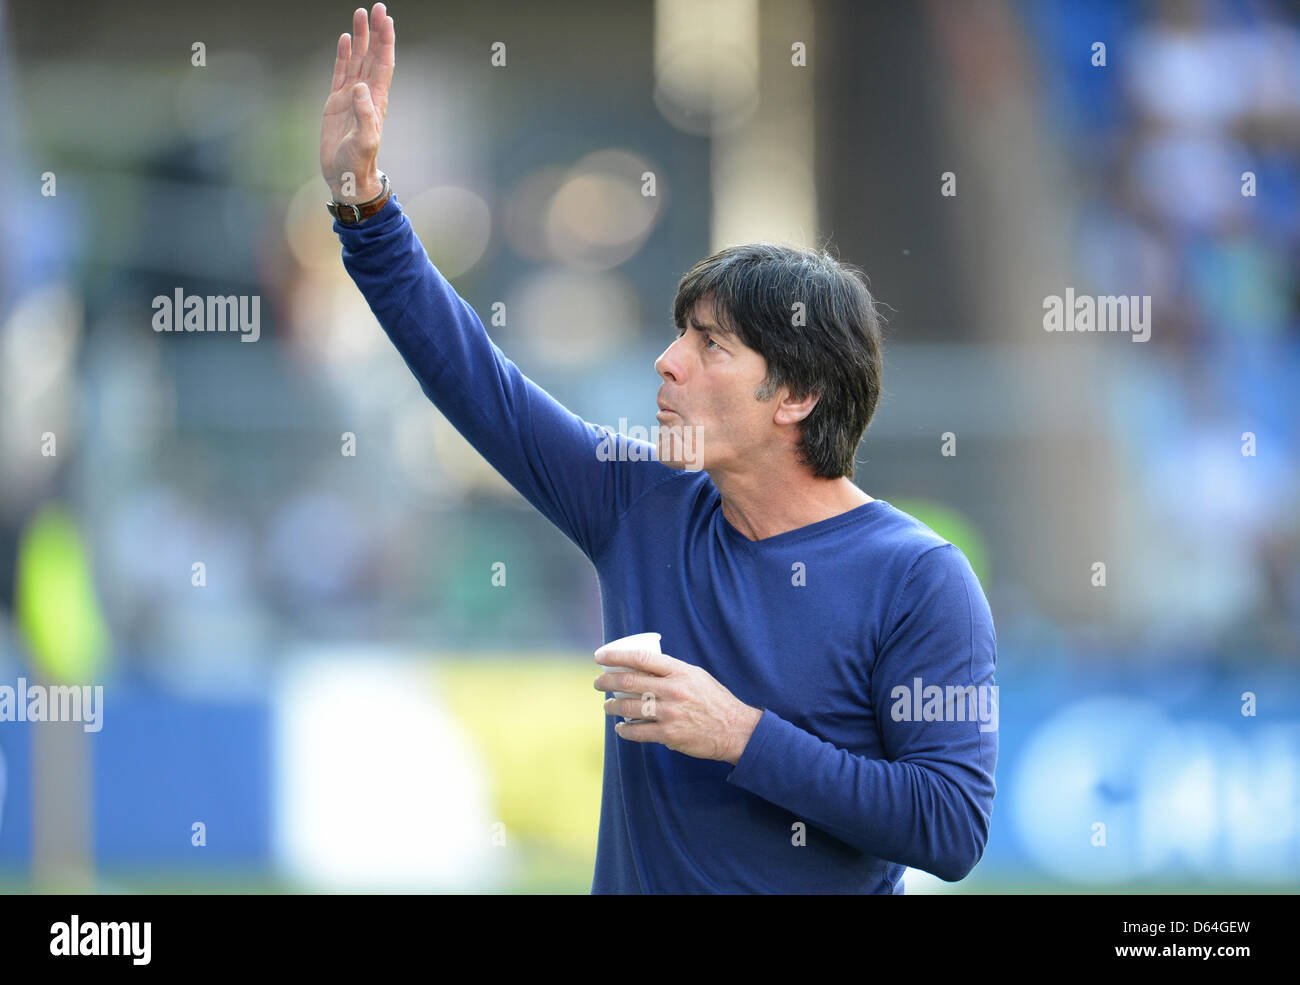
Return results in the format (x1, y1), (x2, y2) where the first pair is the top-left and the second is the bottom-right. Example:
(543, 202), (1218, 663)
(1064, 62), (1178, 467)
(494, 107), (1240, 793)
(327, 171), (391, 224)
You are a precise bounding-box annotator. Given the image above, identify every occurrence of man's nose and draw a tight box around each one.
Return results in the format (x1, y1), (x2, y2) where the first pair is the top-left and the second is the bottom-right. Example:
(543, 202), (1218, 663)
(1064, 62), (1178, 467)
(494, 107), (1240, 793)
(654, 339), (680, 382)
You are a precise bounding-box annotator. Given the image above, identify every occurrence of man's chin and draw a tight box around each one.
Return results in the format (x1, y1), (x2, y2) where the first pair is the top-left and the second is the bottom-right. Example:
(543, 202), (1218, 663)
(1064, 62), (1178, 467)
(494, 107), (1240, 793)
(656, 424), (705, 472)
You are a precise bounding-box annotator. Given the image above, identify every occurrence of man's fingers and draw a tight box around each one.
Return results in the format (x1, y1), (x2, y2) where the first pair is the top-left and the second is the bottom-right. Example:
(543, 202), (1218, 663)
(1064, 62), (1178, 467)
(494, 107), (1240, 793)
(365, 10), (395, 85)
(330, 33), (351, 93)
(614, 721), (656, 741)
(603, 697), (655, 719)
(593, 649), (675, 677)
(362, 8), (395, 119)
(593, 672), (663, 696)
(347, 7), (369, 80)
(369, 4), (389, 40)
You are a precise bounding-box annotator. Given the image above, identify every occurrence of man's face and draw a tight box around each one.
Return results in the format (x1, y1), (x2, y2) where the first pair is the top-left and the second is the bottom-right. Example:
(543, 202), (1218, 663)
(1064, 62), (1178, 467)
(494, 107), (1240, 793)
(653, 297), (776, 473)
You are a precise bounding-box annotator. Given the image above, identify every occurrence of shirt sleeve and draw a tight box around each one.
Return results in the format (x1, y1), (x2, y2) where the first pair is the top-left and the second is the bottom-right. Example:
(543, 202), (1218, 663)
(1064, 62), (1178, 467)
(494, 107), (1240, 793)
(724, 543), (998, 882)
(335, 194), (676, 561)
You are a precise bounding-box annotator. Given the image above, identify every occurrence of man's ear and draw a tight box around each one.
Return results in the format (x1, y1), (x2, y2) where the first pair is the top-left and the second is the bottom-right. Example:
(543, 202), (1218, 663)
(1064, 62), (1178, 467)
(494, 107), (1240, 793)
(774, 387), (820, 426)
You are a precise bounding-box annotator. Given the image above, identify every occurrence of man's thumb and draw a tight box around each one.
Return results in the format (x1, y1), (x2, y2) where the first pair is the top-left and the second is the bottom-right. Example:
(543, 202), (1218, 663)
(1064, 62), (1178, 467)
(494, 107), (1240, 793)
(351, 82), (377, 130)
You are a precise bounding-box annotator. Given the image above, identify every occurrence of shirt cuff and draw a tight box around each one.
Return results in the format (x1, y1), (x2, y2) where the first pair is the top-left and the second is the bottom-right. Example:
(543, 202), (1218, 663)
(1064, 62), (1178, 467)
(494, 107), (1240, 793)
(725, 707), (785, 787)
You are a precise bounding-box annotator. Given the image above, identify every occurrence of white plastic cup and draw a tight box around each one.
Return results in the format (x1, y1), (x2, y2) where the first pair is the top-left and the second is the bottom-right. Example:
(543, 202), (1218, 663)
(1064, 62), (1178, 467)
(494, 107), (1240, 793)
(596, 632), (661, 724)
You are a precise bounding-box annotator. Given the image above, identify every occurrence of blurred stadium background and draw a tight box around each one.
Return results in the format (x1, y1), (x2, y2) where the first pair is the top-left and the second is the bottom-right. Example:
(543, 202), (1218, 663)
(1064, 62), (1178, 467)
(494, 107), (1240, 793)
(0, 0), (1297, 893)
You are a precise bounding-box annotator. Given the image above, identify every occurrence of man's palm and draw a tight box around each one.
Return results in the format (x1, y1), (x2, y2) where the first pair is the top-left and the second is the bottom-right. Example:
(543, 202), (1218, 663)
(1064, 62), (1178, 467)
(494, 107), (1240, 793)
(321, 4), (395, 198)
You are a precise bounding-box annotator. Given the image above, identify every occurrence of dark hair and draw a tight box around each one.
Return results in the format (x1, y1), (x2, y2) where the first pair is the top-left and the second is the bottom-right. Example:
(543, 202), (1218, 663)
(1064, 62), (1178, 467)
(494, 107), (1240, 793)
(671, 243), (885, 479)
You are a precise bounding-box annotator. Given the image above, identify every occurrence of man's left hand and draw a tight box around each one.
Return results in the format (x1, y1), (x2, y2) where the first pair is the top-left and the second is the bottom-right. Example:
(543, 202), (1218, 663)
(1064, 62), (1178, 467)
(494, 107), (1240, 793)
(594, 649), (763, 765)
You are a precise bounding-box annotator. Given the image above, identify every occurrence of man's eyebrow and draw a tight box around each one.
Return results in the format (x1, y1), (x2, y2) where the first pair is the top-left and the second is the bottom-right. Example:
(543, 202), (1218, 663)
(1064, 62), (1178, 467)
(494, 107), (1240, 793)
(689, 315), (736, 338)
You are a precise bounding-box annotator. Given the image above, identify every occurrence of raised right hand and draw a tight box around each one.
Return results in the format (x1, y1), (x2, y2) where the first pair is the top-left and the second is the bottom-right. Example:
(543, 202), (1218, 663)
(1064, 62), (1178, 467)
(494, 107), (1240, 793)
(321, 4), (395, 204)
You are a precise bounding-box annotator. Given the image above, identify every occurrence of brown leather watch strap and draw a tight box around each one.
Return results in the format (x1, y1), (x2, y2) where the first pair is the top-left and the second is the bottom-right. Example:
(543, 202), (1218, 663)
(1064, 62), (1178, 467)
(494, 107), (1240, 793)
(327, 171), (391, 224)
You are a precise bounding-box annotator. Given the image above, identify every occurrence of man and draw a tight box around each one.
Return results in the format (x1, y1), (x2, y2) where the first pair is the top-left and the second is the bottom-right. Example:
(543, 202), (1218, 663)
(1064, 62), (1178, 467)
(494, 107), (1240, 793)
(323, 4), (997, 893)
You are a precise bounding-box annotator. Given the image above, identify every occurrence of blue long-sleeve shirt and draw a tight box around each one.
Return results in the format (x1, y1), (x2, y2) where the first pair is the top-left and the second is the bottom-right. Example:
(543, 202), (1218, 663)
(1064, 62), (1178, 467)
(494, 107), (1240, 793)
(335, 194), (998, 893)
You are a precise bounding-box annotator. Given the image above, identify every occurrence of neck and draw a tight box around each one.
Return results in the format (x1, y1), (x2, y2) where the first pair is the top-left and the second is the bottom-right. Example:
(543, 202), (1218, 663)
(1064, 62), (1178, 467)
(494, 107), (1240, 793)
(711, 463), (873, 542)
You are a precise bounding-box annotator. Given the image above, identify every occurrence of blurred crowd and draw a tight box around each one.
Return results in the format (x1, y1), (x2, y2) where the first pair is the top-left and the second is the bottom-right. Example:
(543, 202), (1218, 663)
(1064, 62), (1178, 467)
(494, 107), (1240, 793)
(1041, 0), (1300, 656)
(0, 0), (1296, 690)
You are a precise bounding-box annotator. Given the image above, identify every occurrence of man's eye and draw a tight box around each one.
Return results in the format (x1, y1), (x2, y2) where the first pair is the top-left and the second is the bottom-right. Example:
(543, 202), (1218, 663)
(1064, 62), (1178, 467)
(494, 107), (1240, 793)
(671, 328), (720, 350)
